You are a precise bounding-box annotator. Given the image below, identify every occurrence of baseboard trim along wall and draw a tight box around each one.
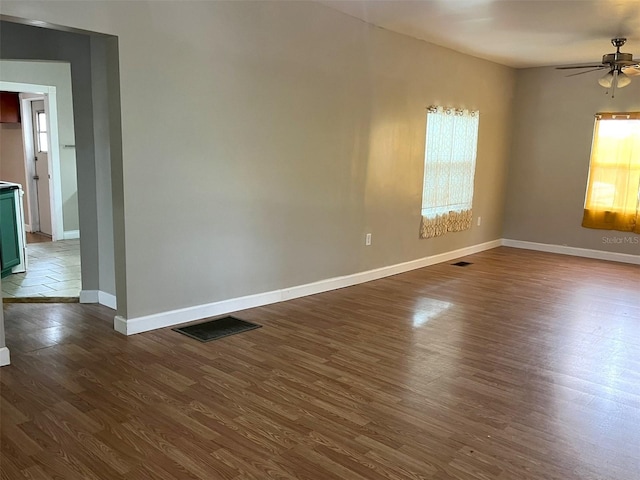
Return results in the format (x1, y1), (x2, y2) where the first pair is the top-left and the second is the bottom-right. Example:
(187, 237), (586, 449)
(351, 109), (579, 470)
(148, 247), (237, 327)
(79, 290), (97, 304)
(80, 290), (117, 309)
(63, 229), (80, 240)
(98, 291), (117, 310)
(502, 239), (640, 265)
(114, 239), (503, 335)
(0, 347), (10, 367)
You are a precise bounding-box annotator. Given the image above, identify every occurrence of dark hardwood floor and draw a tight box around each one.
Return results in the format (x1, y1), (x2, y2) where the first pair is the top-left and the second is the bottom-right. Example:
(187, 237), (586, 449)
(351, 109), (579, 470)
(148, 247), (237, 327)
(1, 247), (639, 479)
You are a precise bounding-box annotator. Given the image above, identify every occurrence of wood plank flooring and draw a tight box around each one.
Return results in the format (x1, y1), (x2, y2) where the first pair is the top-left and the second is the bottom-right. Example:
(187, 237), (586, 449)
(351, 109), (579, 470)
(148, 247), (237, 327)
(1, 247), (640, 479)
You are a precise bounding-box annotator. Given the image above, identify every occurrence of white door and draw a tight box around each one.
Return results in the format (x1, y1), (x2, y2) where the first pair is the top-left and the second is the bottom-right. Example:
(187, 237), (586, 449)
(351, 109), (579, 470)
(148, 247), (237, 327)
(31, 100), (52, 236)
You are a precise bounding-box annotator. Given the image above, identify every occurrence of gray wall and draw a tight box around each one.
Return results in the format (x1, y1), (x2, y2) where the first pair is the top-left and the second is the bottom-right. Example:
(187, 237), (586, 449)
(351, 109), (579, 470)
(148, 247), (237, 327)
(90, 36), (120, 303)
(1, 1), (516, 322)
(505, 67), (640, 254)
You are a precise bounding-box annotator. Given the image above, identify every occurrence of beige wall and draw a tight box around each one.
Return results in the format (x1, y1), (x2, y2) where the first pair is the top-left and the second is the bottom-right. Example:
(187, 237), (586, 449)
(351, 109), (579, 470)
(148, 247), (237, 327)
(505, 67), (640, 254)
(1, 1), (516, 321)
(0, 123), (28, 218)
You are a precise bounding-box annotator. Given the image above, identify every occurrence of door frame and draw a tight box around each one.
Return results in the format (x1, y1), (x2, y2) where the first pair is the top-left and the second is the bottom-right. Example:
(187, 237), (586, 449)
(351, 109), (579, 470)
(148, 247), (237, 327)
(0, 81), (63, 241)
(22, 93), (45, 234)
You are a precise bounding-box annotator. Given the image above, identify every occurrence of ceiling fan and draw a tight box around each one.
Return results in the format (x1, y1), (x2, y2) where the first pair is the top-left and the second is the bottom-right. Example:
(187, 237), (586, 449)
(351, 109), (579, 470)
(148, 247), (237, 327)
(557, 38), (640, 97)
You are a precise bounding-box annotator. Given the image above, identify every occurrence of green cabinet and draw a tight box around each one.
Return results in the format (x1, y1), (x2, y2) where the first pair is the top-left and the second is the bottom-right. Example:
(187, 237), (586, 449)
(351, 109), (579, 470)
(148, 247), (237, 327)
(1, 187), (21, 278)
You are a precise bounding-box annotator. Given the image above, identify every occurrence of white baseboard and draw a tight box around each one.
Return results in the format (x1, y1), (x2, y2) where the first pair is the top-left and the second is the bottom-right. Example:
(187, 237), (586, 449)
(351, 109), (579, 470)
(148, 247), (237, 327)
(98, 291), (117, 310)
(63, 230), (80, 240)
(114, 239), (502, 335)
(0, 347), (10, 367)
(502, 239), (640, 265)
(80, 290), (117, 309)
(280, 239), (502, 302)
(24, 223), (32, 233)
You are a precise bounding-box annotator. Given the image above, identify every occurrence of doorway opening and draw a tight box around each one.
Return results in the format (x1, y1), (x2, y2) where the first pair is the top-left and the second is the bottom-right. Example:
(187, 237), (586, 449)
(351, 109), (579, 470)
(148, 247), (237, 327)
(0, 19), (125, 370)
(0, 80), (81, 300)
(29, 97), (53, 238)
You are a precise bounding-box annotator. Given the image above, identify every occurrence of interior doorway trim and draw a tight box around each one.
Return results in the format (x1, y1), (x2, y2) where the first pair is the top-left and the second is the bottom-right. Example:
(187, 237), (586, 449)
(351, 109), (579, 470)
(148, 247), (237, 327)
(0, 80), (63, 241)
(21, 93), (46, 235)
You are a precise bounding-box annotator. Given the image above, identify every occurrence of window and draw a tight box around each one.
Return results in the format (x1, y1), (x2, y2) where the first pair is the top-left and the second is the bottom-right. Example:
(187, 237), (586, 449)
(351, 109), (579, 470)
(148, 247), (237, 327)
(36, 110), (48, 153)
(420, 106), (479, 239)
(582, 112), (640, 233)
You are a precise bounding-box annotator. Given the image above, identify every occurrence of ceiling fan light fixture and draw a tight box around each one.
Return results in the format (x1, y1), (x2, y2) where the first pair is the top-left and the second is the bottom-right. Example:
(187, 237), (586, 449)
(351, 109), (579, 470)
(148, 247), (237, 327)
(616, 71), (631, 88)
(598, 71), (613, 88)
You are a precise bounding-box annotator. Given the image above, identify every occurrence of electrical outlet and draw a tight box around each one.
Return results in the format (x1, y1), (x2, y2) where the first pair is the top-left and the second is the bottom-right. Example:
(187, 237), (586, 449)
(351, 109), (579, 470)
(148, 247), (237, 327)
(365, 233), (372, 246)
(477, 216), (482, 226)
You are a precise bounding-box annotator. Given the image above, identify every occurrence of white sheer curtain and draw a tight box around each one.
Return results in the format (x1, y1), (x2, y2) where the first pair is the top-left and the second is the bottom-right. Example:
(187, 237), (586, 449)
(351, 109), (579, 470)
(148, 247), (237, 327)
(420, 106), (479, 239)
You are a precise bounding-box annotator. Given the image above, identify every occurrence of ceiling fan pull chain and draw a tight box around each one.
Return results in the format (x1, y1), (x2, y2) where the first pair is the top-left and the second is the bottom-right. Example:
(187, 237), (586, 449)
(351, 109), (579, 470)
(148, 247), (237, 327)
(612, 70), (617, 98)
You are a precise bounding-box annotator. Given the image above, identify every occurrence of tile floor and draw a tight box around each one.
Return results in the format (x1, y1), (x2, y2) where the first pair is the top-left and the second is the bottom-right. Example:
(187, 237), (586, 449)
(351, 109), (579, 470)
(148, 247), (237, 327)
(1, 239), (81, 298)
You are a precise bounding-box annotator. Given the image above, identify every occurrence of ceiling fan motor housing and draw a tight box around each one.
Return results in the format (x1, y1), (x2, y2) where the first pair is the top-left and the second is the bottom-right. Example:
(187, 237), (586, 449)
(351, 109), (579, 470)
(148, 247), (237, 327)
(602, 52), (635, 66)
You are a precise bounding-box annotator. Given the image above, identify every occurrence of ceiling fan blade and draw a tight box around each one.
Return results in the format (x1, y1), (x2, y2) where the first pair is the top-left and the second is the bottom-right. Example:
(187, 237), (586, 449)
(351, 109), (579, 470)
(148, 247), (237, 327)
(565, 68), (607, 77)
(556, 65), (604, 70)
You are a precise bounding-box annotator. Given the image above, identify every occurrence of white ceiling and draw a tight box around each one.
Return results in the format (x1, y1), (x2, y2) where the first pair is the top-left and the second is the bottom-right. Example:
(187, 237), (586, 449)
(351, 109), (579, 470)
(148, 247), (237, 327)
(320, 0), (640, 68)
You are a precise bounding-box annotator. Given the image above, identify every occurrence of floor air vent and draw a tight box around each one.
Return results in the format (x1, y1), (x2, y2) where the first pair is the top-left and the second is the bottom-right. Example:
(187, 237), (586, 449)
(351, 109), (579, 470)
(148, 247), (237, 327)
(452, 261), (473, 267)
(173, 316), (261, 342)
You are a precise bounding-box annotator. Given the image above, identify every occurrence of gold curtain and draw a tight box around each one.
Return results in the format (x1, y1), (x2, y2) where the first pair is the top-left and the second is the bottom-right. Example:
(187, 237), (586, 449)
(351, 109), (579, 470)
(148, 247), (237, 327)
(582, 112), (640, 234)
